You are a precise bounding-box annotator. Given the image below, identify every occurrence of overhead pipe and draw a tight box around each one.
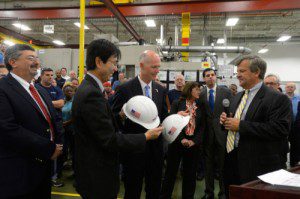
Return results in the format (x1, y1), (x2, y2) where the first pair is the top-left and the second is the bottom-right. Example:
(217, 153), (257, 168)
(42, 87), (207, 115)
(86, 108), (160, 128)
(174, 26), (178, 46)
(100, 0), (145, 45)
(160, 25), (164, 45)
(161, 46), (252, 54)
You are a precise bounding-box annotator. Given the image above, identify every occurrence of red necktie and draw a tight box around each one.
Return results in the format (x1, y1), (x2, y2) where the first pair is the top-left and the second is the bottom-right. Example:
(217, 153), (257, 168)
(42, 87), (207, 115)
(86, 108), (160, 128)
(29, 84), (54, 141)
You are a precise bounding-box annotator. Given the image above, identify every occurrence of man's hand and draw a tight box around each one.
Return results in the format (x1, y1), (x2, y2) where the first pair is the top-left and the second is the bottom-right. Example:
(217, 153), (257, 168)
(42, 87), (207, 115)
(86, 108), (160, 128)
(51, 144), (63, 160)
(220, 112), (227, 125)
(145, 126), (164, 141)
(119, 109), (126, 120)
(181, 138), (190, 147)
(187, 140), (195, 148)
(224, 118), (240, 131)
(177, 110), (189, 117)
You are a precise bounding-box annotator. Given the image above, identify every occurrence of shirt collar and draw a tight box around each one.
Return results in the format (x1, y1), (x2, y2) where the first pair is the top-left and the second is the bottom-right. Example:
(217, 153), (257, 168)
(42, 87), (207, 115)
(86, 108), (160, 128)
(87, 72), (104, 92)
(248, 81), (263, 93)
(207, 84), (217, 93)
(138, 75), (152, 90)
(10, 72), (32, 89)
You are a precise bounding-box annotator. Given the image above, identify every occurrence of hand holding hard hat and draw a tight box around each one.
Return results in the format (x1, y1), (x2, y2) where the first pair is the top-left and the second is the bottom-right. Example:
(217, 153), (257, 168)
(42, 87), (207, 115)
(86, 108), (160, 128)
(122, 95), (160, 129)
(162, 114), (190, 143)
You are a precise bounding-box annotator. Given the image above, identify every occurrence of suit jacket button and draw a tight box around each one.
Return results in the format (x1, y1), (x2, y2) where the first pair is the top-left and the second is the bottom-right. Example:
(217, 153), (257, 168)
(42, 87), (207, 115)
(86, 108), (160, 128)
(47, 129), (50, 133)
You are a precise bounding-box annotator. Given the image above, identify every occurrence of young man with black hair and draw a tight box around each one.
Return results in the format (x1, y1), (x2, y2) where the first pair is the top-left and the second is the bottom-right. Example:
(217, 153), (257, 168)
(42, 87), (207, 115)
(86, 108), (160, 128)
(72, 39), (163, 199)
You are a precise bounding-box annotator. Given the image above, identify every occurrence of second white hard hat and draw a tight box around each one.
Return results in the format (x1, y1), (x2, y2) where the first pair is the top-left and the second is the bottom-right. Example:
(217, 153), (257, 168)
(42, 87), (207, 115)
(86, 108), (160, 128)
(122, 95), (160, 129)
(162, 114), (190, 143)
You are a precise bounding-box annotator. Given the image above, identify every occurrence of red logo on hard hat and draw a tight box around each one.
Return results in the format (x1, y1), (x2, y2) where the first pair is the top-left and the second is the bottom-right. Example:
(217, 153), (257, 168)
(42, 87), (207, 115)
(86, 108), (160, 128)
(168, 127), (177, 135)
(131, 109), (141, 119)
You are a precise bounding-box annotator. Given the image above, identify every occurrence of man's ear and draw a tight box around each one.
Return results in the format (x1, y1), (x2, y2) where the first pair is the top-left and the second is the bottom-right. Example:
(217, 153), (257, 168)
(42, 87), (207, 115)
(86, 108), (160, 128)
(8, 58), (17, 69)
(95, 57), (103, 69)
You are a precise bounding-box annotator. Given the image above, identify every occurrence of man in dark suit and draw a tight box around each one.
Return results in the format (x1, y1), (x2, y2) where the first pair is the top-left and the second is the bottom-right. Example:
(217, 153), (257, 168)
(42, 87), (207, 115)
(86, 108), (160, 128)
(220, 55), (292, 198)
(200, 68), (232, 199)
(112, 50), (168, 199)
(0, 44), (63, 199)
(71, 39), (163, 199)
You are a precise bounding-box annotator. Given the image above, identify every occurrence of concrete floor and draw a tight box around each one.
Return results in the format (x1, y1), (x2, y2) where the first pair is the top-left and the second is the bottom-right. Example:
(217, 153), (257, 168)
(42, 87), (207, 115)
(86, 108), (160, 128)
(51, 170), (220, 199)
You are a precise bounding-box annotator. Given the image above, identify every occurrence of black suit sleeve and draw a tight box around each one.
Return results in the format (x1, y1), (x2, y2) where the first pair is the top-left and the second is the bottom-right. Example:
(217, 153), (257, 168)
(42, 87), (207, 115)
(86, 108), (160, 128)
(239, 94), (292, 140)
(192, 100), (206, 146)
(111, 86), (128, 131)
(81, 91), (146, 153)
(0, 89), (56, 160)
(161, 88), (169, 121)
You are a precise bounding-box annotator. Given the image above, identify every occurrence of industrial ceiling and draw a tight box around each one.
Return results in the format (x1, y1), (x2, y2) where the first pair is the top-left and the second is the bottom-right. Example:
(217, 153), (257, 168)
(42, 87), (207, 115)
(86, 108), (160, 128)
(0, 0), (299, 47)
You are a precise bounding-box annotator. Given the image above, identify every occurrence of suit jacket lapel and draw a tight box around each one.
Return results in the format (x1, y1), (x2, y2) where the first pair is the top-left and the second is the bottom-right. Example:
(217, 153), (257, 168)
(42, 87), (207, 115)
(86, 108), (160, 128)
(152, 82), (159, 106)
(244, 85), (266, 120)
(231, 91), (244, 116)
(214, 86), (222, 115)
(132, 76), (144, 96)
(35, 85), (56, 120)
(202, 87), (213, 116)
(7, 74), (45, 118)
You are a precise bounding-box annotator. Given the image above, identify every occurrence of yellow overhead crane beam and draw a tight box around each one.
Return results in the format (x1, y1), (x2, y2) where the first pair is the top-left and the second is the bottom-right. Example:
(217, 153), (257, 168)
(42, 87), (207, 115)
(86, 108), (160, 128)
(89, 0), (134, 5)
(0, 32), (44, 50)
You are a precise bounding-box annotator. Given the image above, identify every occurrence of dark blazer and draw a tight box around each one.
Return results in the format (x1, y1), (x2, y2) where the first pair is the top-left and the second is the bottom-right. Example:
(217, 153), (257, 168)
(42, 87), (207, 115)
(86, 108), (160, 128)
(200, 86), (232, 146)
(112, 76), (168, 145)
(230, 84), (291, 183)
(170, 99), (206, 146)
(0, 73), (61, 198)
(71, 74), (146, 199)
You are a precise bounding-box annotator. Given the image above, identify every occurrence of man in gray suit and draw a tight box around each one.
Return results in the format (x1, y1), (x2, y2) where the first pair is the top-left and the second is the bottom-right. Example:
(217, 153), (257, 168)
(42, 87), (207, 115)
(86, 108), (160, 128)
(200, 68), (232, 199)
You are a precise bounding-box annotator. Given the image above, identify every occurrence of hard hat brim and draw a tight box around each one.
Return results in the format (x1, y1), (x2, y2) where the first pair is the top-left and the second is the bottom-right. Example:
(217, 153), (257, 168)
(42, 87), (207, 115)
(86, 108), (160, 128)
(123, 103), (160, 130)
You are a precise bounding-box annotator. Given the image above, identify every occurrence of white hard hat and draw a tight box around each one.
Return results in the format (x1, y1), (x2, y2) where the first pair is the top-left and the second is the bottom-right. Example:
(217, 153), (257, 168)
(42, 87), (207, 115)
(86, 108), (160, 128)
(122, 95), (160, 129)
(162, 114), (190, 143)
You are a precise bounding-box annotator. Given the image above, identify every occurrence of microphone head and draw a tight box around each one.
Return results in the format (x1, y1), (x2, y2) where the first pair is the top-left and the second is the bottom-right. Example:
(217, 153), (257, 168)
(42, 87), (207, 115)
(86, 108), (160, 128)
(222, 99), (230, 108)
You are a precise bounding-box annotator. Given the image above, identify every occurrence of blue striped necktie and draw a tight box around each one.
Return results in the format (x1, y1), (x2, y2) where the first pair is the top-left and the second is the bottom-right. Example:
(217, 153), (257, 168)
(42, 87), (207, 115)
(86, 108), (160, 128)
(145, 85), (150, 98)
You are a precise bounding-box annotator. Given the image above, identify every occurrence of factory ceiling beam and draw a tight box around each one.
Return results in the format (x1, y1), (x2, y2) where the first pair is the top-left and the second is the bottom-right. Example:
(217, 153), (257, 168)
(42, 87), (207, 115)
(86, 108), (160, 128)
(100, 0), (144, 44)
(0, 0), (300, 20)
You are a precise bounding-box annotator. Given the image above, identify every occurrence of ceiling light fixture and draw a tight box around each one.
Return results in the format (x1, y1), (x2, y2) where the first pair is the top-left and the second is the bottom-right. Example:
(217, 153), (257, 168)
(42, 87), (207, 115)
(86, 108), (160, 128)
(277, 35), (291, 42)
(3, 40), (15, 46)
(258, 48), (269, 54)
(145, 19), (156, 27)
(53, 40), (65, 46)
(217, 38), (225, 44)
(226, 18), (239, 27)
(74, 22), (89, 30)
(12, 23), (31, 31)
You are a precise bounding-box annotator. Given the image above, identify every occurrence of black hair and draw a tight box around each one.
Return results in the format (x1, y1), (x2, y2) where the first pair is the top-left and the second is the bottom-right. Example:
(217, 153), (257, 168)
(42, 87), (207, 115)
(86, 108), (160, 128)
(4, 44), (35, 71)
(180, 81), (200, 101)
(86, 39), (121, 71)
(41, 67), (53, 75)
(202, 68), (216, 78)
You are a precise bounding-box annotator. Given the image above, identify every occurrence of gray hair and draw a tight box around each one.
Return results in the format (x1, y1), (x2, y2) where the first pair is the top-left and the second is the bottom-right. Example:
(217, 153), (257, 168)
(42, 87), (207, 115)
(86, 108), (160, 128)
(265, 73), (280, 84)
(235, 55), (267, 80)
(4, 44), (35, 71)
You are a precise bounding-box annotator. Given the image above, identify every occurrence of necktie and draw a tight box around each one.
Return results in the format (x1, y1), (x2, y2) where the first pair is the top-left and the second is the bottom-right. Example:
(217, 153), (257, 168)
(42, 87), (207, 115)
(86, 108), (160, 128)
(145, 85), (150, 98)
(29, 84), (54, 141)
(226, 90), (249, 153)
(209, 89), (214, 111)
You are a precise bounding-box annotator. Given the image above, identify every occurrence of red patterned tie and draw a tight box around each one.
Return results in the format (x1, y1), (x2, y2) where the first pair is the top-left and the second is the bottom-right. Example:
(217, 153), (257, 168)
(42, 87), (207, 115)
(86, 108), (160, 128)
(29, 84), (54, 141)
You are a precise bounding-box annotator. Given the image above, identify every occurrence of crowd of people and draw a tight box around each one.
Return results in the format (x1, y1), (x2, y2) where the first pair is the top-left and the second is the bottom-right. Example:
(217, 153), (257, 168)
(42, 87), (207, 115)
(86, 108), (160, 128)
(0, 40), (299, 199)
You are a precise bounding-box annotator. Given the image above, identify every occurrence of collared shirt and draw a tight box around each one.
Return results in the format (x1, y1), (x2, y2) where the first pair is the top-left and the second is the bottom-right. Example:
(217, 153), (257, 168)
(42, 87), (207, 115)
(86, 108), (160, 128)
(87, 72), (105, 93)
(206, 84), (217, 101)
(62, 75), (70, 81)
(235, 81), (263, 147)
(138, 75), (152, 99)
(10, 72), (50, 118)
(288, 95), (300, 120)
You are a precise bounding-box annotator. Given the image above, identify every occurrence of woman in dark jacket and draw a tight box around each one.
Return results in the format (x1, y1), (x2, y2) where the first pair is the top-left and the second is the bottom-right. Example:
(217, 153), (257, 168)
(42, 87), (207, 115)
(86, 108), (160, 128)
(160, 81), (206, 199)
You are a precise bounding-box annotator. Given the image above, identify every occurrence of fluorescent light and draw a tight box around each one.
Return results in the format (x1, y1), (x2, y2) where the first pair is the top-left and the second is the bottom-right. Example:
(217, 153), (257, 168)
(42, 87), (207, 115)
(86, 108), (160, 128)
(145, 19), (156, 27)
(53, 40), (65, 46)
(277, 35), (291, 42)
(74, 22), (89, 30)
(3, 40), (15, 46)
(258, 48), (269, 54)
(226, 18), (239, 27)
(12, 23), (31, 31)
(217, 38), (225, 44)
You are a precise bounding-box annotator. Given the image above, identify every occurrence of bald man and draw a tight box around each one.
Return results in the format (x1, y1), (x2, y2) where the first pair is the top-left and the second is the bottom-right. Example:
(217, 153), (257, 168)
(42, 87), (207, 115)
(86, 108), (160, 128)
(167, 74), (185, 107)
(112, 50), (168, 199)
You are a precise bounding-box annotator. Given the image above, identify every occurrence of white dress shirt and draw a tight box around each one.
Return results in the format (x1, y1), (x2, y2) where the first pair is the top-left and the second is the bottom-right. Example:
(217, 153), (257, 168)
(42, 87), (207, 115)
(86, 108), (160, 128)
(138, 75), (152, 99)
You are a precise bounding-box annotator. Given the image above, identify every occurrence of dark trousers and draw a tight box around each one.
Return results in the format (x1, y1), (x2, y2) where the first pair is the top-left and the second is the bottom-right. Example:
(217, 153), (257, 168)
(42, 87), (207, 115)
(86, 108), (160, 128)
(224, 149), (241, 199)
(203, 136), (226, 198)
(123, 141), (163, 199)
(160, 142), (199, 199)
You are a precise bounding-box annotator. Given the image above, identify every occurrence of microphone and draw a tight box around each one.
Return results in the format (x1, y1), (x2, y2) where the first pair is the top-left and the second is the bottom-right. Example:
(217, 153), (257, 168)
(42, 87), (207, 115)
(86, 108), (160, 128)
(222, 99), (230, 131)
(222, 99), (230, 116)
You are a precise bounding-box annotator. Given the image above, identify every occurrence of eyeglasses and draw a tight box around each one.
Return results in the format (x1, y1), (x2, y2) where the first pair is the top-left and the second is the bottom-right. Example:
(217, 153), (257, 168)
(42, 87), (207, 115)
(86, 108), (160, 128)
(107, 60), (118, 67)
(26, 55), (39, 62)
